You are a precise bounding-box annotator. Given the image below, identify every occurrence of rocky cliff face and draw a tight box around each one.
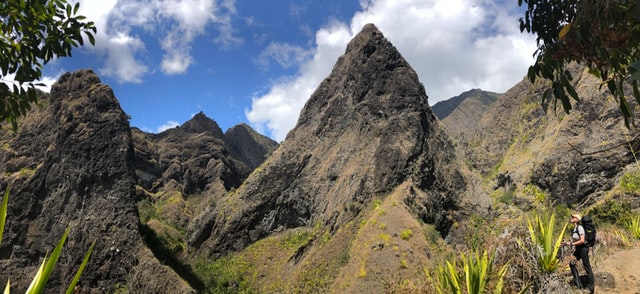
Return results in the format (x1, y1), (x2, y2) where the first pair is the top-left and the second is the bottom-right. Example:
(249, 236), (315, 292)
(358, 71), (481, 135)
(189, 24), (466, 262)
(131, 113), (277, 287)
(0, 70), (193, 293)
(225, 123), (279, 170)
(461, 63), (639, 207)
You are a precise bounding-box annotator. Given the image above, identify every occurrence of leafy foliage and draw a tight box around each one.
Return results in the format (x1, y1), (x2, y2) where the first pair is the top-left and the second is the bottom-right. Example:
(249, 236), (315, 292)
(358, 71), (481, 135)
(430, 250), (509, 294)
(589, 199), (636, 226)
(524, 211), (567, 273)
(523, 183), (547, 205)
(0, 0), (96, 129)
(400, 229), (413, 240)
(627, 215), (640, 240)
(0, 188), (8, 244)
(194, 256), (256, 294)
(518, 0), (640, 125)
(620, 168), (640, 193)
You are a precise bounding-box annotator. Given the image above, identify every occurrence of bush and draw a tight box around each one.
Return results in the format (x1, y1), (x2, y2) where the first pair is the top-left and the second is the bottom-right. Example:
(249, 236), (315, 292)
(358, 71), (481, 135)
(497, 189), (514, 205)
(525, 211), (567, 273)
(523, 184), (547, 205)
(589, 199), (636, 226)
(627, 215), (640, 240)
(620, 168), (640, 193)
(400, 229), (413, 240)
(429, 249), (508, 294)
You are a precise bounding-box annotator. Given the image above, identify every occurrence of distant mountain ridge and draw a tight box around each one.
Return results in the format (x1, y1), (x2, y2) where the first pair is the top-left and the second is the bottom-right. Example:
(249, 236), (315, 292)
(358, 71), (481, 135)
(431, 89), (500, 143)
(431, 88), (500, 121)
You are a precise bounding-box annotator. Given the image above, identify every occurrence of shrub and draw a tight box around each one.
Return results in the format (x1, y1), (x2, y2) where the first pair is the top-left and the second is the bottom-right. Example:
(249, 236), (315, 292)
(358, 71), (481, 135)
(620, 168), (640, 193)
(400, 229), (413, 240)
(497, 189), (514, 205)
(627, 215), (640, 240)
(523, 184), (547, 205)
(423, 224), (441, 244)
(465, 214), (490, 250)
(429, 249), (508, 294)
(589, 199), (635, 226)
(525, 211), (567, 273)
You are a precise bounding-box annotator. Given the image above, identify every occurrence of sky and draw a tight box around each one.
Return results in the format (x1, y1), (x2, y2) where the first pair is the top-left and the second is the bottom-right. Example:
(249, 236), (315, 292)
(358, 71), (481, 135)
(37, 0), (537, 142)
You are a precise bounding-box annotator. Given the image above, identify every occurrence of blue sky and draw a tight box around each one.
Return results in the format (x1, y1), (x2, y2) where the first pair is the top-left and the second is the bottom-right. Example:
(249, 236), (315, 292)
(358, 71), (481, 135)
(37, 0), (536, 141)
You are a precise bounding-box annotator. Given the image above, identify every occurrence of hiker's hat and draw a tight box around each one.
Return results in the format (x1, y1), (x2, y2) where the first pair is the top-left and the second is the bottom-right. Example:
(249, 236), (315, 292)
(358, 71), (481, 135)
(571, 213), (582, 221)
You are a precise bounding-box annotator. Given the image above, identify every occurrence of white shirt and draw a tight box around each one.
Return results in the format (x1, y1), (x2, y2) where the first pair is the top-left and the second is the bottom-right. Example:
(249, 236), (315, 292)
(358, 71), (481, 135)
(572, 225), (585, 242)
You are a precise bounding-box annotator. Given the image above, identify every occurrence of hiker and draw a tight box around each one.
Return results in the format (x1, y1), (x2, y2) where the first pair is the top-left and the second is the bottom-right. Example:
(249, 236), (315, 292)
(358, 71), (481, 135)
(563, 213), (594, 293)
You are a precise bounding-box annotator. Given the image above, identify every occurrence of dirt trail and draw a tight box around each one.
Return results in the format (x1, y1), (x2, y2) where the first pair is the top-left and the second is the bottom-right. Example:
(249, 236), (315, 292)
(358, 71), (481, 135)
(594, 246), (640, 293)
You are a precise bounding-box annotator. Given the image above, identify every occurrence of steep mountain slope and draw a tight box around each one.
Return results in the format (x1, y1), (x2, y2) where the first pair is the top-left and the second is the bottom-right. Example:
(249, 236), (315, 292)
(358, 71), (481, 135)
(463, 63), (639, 207)
(432, 88), (499, 121)
(0, 70), (193, 293)
(433, 89), (500, 139)
(187, 23), (468, 292)
(131, 111), (278, 291)
(224, 123), (279, 170)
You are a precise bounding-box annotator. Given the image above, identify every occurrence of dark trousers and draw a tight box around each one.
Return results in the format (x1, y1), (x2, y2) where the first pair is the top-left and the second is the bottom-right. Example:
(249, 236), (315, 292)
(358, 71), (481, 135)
(573, 245), (594, 290)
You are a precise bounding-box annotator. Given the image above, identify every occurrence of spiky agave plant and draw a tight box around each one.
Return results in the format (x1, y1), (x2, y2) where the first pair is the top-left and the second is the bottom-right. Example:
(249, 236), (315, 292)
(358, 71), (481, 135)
(627, 215), (640, 240)
(526, 211), (567, 273)
(1, 189), (95, 294)
(430, 249), (509, 294)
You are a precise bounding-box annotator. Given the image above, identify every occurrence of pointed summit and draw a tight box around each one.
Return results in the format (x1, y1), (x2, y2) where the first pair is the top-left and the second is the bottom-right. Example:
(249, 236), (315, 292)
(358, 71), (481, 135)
(190, 24), (465, 265)
(294, 23), (430, 141)
(180, 111), (224, 138)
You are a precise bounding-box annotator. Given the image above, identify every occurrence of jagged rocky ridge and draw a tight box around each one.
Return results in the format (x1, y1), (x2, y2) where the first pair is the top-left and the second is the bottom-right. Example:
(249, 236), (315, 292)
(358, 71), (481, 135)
(0, 70), (278, 292)
(0, 70), (194, 293)
(188, 23), (466, 259)
(452, 63), (640, 207)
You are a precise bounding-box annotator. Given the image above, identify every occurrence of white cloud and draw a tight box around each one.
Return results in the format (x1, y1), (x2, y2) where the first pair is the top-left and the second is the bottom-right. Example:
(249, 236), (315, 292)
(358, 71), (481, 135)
(36, 73), (64, 92)
(247, 0), (537, 141)
(257, 42), (313, 69)
(1, 72), (62, 93)
(157, 120), (180, 132)
(77, 0), (239, 82)
(246, 21), (352, 141)
(100, 32), (148, 83)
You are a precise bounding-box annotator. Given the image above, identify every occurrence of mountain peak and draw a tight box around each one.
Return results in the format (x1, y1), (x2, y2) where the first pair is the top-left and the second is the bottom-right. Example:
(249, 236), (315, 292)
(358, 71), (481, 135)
(180, 111), (224, 138)
(191, 23), (465, 261)
(294, 23), (429, 139)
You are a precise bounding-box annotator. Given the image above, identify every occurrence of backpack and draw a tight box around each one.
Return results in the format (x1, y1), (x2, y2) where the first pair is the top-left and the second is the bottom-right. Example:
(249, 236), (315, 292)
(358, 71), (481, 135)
(581, 215), (596, 247)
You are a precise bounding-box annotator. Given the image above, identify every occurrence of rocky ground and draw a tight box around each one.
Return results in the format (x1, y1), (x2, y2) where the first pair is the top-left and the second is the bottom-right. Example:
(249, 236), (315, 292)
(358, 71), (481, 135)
(593, 246), (640, 293)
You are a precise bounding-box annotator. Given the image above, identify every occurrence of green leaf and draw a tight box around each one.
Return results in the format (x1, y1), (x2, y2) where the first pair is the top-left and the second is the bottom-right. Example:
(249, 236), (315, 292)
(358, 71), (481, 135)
(4, 278), (9, 294)
(65, 240), (95, 294)
(87, 33), (95, 46)
(561, 74), (579, 101)
(27, 226), (71, 294)
(0, 188), (9, 245)
(25, 258), (46, 294)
